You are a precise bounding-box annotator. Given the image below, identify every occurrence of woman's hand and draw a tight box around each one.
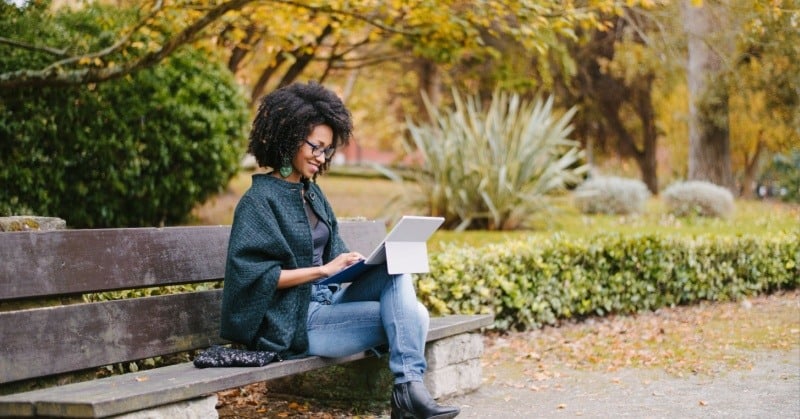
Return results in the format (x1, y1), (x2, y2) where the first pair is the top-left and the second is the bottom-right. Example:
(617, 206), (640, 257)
(276, 251), (364, 289)
(320, 251), (364, 277)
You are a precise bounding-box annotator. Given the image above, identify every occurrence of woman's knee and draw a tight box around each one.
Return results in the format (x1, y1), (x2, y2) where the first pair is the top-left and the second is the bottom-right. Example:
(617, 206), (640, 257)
(416, 301), (430, 328)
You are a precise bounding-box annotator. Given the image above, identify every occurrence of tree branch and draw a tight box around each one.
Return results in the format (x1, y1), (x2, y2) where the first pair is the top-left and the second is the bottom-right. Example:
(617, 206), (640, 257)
(0, 36), (68, 57)
(326, 53), (410, 70)
(36, 0), (165, 75)
(1, 0), (432, 89)
(0, 0), (253, 89)
(271, 0), (425, 36)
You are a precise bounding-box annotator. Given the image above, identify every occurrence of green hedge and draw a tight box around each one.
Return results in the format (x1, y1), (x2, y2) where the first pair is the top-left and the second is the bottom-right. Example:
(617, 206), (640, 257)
(417, 231), (800, 331)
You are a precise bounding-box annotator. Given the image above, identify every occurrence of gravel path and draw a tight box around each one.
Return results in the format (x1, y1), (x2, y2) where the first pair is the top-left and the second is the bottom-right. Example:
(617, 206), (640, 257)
(218, 292), (800, 418)
(449, 348), (800, 418)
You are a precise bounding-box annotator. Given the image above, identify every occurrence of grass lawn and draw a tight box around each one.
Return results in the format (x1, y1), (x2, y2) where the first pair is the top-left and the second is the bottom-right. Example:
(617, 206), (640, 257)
(190, 170), (417, 226)
(191, 169), (800, 250)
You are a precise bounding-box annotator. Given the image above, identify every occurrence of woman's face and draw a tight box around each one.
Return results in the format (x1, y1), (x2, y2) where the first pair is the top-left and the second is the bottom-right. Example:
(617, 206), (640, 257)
(288, 124), (333, 182)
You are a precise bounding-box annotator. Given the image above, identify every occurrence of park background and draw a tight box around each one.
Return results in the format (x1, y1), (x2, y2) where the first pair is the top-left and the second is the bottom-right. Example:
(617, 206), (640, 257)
(1, 1), (798, 416)
(2, 0), (799, 230)
(2, 0), (799, 360)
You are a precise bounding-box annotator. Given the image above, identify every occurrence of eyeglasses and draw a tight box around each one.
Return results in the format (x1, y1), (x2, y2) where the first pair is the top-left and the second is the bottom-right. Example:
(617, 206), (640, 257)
(304, 140), (336, 159)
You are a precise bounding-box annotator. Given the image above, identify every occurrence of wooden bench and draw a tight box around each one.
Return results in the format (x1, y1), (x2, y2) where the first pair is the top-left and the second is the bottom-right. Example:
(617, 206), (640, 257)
(0, 220), (493, 418)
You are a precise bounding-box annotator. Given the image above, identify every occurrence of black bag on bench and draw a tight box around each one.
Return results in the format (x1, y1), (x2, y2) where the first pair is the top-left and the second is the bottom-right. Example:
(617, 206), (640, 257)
(193, 345), (281, 368)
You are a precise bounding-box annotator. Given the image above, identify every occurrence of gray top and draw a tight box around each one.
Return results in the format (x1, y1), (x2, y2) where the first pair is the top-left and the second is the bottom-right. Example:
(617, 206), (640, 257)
(304, 197), (330, 268)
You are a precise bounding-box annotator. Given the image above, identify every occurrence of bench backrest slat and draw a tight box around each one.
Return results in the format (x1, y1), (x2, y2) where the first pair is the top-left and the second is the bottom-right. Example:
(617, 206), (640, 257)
(0, 227), (230, 300)
(0, 220), (387, 384)
(0, 221), (385, 301)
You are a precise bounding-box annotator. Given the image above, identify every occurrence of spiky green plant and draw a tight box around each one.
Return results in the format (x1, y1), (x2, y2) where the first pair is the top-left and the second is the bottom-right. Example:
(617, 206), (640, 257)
(403, 89), (587, 231)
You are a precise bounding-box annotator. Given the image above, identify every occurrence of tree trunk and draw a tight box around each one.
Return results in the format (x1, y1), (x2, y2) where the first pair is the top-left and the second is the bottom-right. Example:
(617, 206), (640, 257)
(683, 0), (735, 192)
(249, 24), (334, 106)
(566, 17), (660, 193)
(250, 53), (286, 106)
(740, 132), (765, 199)
(226, 25), (258, 73)
(601, 101), (658, 194)
(415, 58), (442, 120)
(634, 75), (659, 194)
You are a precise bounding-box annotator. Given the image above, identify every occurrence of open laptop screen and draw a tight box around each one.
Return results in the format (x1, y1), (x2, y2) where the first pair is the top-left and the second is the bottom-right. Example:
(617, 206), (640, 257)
(317, 216), (444, 285)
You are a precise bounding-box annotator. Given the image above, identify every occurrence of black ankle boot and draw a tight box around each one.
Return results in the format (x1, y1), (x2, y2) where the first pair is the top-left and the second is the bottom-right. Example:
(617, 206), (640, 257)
(391, 381), (460, 419)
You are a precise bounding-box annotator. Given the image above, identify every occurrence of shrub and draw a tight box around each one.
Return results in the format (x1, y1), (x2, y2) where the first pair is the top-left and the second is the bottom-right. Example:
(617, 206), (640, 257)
(0, 5), (249, 227)
(662, 181), (735, 218)
(573, 176), (651, 215)
(758, 150), (800, 203)
(401, 89), (587, 231)
(416, 231), (799, 331)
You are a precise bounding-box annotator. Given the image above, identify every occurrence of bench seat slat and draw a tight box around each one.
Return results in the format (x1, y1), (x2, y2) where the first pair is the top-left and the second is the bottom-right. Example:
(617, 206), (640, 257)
(0, 356), (366, 418)
(0, 314), (493, 418)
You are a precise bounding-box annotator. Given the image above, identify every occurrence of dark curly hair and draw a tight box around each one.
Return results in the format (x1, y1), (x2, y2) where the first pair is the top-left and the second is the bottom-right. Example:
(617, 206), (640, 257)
(248, 82), (353, 177)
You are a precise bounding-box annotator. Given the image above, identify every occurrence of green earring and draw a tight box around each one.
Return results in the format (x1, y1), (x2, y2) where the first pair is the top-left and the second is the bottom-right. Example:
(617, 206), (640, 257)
(279, 157), (292, 178)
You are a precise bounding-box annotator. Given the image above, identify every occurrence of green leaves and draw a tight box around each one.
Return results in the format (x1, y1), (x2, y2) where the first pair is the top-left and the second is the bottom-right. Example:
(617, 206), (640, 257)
(416, 231), (800, 332)
(403, 89), (587, 231)
(0, 41), (249, 227)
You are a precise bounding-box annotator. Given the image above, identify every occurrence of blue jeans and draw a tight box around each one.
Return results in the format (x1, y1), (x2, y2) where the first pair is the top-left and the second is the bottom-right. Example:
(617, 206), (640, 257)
(306, 265), (429, 384)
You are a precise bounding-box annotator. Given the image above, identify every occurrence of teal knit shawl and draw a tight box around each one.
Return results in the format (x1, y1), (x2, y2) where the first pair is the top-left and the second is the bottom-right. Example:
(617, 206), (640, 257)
(220, 174), (348, 359)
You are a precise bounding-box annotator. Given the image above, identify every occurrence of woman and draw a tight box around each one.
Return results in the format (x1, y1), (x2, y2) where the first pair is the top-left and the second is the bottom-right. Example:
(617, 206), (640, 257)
(220, 82), (460, 419)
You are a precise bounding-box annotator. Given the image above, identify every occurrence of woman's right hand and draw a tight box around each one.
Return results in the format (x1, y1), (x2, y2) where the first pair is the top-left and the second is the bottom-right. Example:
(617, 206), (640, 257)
(277, 251), (365, 289)
(321, 251), (364, 277)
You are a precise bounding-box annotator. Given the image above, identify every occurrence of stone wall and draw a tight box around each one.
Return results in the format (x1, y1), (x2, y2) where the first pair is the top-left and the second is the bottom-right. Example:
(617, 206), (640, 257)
(111, 396), (218, 419)
(0, 216), (66, 232)
(424, 332), (484, 399)
(267, 332), (485, 402)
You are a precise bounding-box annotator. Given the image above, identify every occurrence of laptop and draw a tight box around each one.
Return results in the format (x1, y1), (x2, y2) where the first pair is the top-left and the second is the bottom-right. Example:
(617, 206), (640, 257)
(317, 215), (445, 285)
